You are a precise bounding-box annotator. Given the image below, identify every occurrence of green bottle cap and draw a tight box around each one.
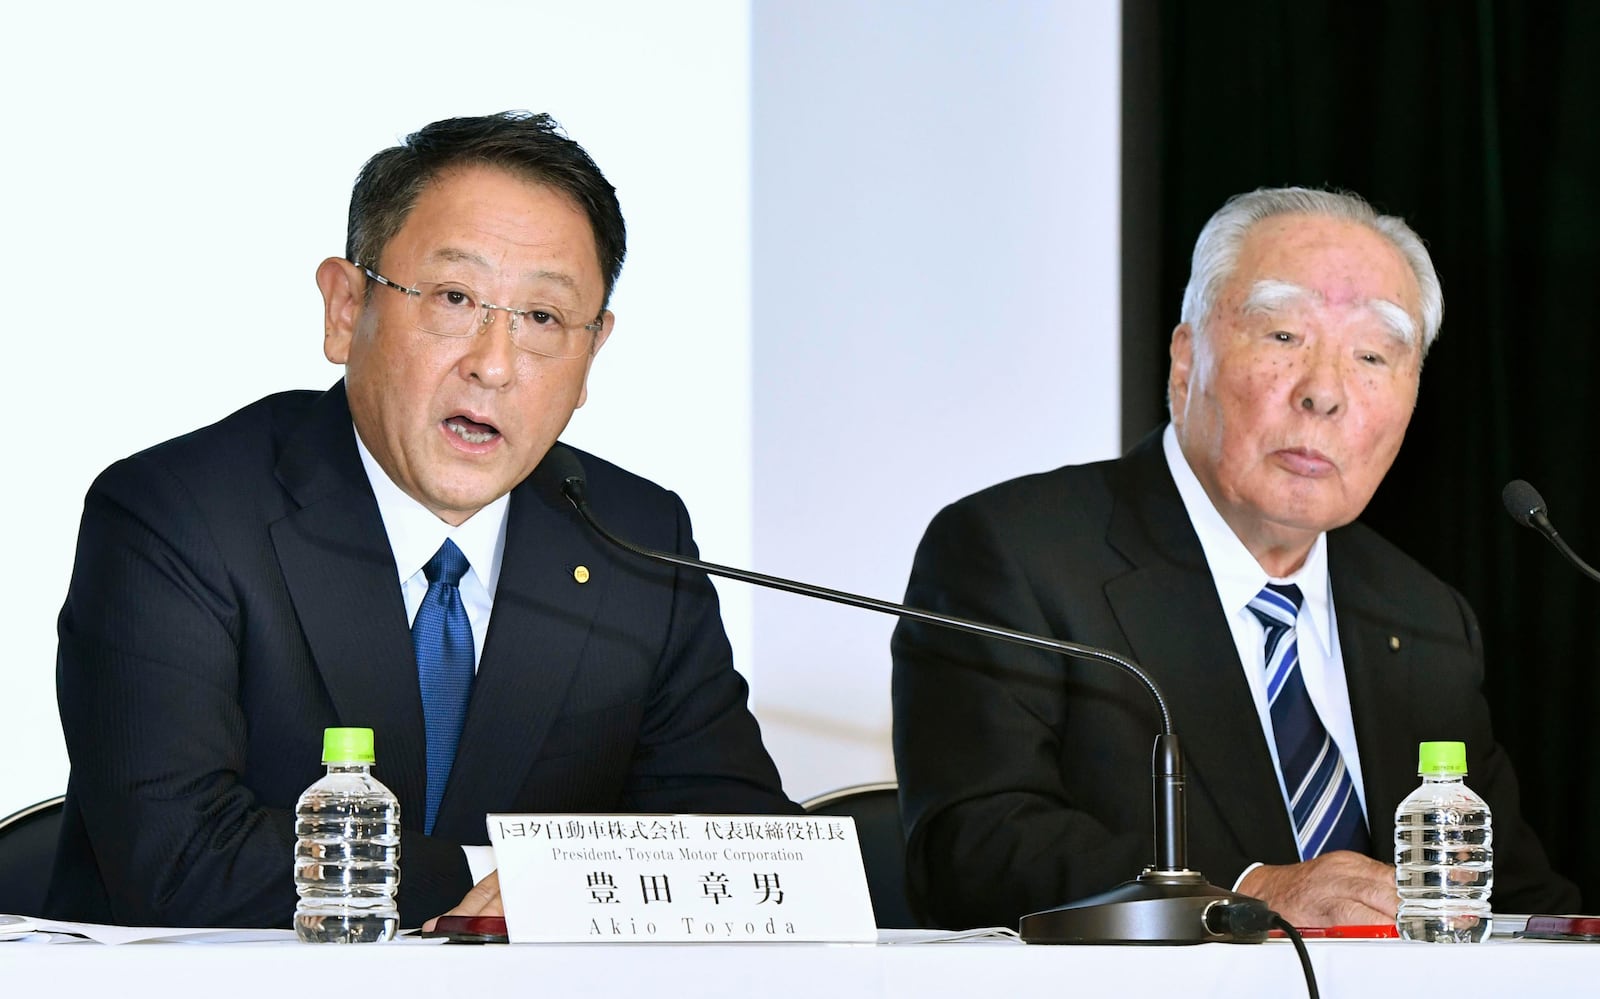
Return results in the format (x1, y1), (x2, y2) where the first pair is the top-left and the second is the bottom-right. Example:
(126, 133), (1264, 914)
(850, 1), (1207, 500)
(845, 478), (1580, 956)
(1417, 741), (1467, 776)
(322, 727), (376, 764)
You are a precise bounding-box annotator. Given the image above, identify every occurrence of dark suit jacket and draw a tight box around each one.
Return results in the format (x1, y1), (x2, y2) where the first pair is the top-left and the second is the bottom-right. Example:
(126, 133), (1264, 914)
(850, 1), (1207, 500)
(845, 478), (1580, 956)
(47, 383), (793, 928)
(891, 429), (1577, 930)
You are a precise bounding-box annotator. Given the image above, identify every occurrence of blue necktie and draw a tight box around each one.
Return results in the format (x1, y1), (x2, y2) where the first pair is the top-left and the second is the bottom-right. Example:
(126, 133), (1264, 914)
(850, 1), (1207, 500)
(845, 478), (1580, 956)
(1248, 583), (1370, 860)
(413, 539), (475, 835)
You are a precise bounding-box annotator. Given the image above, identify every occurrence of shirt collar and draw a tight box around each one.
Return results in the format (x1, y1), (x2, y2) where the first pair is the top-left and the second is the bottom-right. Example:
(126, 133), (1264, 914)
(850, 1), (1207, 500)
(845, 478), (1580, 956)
(1161, 424), (1333, 656)
(353, 427), (508, 596)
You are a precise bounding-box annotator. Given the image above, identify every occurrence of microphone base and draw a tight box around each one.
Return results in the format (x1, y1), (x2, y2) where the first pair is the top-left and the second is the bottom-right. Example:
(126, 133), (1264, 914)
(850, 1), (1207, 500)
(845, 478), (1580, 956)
(1018, 868), (1267, 945)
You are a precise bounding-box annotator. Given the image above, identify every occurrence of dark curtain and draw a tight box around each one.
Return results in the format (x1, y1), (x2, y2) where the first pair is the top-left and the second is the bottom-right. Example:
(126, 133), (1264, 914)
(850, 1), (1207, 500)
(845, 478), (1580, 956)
(1130, 0), (1600, 906)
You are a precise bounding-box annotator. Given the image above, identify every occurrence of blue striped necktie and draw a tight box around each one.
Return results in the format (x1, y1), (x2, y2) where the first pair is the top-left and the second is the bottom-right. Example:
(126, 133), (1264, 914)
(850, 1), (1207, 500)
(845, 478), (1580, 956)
(413, 539), (475, 835)
(1248, 583), (1369, 860)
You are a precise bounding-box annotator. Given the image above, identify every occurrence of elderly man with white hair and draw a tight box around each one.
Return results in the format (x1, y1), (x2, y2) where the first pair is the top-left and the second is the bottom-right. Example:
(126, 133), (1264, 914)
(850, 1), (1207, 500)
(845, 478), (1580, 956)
(892, 187), (1579, 930)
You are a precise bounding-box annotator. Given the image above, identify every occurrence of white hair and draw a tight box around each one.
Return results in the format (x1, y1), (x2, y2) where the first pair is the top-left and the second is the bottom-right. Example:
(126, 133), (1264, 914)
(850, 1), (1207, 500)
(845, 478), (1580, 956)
(1178, 187), (1444, 354)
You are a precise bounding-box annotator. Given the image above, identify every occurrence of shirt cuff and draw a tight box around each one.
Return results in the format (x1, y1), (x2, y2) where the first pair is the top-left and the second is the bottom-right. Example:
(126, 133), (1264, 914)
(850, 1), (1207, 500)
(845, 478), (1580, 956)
(1233, 861), (1264, 893)
(463, 844), (498, 885)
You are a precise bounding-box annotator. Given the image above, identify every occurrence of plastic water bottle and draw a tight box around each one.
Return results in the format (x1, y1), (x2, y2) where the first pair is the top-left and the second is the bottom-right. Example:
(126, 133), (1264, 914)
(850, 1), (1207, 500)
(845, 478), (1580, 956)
(293, 727), (401, 942)
(1394, 740), (1493, 942)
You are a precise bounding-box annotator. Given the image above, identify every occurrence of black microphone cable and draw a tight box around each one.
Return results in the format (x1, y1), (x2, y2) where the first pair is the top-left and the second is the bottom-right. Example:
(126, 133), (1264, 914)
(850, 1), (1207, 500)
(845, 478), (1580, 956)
(1268, 914), (1320, 999)
(1202, 900), (1318, 998)
(557, 462), (1174, 733)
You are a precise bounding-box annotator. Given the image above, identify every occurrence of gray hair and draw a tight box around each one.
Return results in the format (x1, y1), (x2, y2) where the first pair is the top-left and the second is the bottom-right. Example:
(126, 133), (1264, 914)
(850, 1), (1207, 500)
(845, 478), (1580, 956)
(1178, 187), (1443, 354)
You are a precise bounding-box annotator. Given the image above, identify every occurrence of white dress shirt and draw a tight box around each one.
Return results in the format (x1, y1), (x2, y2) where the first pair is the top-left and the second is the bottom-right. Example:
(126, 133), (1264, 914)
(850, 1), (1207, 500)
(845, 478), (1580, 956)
(1161, 425), (1370, 840)
(354, 434), (507, 667)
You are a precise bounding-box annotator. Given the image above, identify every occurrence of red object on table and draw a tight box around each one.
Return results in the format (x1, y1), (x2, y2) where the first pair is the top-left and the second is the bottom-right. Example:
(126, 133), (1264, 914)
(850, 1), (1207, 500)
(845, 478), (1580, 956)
(1268, 924), (1400, 939)
(418, 915), (509, 943)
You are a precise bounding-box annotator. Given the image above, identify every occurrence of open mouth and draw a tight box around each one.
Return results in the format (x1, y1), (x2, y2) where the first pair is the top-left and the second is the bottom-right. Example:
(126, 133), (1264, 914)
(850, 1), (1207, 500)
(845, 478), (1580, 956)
(444, 415), (499, 445)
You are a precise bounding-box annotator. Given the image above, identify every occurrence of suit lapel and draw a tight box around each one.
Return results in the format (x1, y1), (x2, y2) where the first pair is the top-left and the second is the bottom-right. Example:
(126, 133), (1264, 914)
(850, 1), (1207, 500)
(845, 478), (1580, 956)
(1327, 534), (1414, 852)
(434, 447), (608, 839)
(1101, 433), (1300, 864)
(268, 382), (428, 823)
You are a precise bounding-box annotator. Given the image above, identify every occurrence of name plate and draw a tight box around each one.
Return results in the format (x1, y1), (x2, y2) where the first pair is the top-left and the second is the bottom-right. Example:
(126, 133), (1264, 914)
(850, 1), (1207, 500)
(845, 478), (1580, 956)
(487, 814), (877, 943)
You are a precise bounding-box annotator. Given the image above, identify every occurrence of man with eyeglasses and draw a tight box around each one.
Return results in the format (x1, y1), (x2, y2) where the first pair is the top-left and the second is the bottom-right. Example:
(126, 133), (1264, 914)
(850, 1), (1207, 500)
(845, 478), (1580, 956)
(47, 112), (794, 930)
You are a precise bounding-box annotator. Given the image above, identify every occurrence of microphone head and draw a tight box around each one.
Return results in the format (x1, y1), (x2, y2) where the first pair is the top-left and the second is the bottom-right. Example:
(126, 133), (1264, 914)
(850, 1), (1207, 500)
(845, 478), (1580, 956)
(543, 444), (588, 505)
(1502, 479), (1548, 528)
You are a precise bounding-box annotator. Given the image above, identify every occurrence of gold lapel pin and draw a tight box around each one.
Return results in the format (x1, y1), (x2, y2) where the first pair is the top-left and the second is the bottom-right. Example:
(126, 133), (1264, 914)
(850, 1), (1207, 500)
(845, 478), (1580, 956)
(1388, 635), (1401, 652)
(573, 565), (591, 584)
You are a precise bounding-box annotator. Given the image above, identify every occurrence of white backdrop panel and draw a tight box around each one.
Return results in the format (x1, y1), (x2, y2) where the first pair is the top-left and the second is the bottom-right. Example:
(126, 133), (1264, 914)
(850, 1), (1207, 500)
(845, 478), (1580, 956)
(750, 0), (1123, 798)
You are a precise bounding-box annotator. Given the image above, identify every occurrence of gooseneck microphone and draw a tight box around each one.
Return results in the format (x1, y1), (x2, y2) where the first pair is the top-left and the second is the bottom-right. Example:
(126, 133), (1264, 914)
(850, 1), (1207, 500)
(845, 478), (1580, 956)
(1502, 479), (1600, 583)
(551, 446), (1269, 945)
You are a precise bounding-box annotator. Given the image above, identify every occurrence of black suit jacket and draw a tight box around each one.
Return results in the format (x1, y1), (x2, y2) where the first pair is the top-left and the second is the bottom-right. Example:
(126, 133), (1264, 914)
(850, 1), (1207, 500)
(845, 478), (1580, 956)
(47, 383), (793, 928)
(891, 429), (1577, 929)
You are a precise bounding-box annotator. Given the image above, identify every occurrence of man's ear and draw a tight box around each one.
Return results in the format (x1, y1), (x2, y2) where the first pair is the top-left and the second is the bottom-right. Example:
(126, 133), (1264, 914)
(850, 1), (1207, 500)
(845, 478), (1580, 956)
(574, 310), (616, 410)
(317, 258), (364, 364)
(1168, 322), (1194, 422)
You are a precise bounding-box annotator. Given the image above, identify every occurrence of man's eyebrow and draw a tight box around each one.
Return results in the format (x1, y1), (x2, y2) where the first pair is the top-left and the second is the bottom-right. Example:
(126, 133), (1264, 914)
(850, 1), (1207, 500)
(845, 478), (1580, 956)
(427, 247), (493, 269)
(1366, 298), (1417, 347)
(524, 269), (578, 289)
(425, 247), (579, 290)
(1241, 279), (1315, 314)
